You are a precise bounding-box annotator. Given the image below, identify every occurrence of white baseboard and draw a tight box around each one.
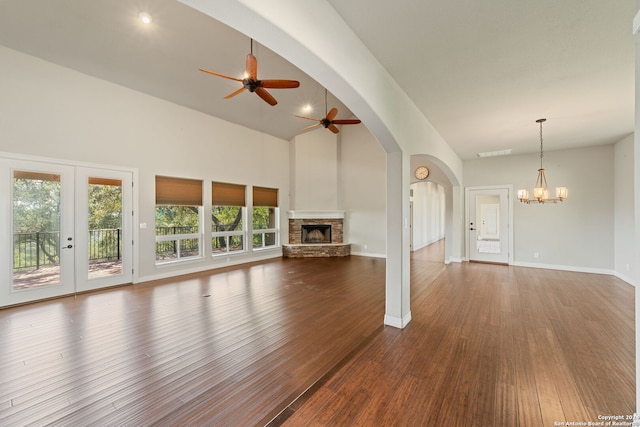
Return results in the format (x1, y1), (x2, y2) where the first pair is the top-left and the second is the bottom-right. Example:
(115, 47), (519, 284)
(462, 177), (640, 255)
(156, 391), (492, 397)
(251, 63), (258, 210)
(350, 251), (386, 258)
(614, 271), (637, 287)
(511, 261), (614, 276)
(384, 311), (412, 329)
(413, 236), (445, 251)
(135, 251), (281, 284)
(446, 257), (463, 264)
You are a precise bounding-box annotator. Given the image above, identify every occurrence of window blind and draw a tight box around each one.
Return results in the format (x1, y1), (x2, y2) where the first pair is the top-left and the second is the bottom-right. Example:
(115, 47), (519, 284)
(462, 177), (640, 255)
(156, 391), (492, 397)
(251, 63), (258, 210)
(155, 176), (203, 206)
(212, 182), (246, 206)
(13, 171), (60, 182)
(88, 177), (122, 187)
(252, 186), (278, 207)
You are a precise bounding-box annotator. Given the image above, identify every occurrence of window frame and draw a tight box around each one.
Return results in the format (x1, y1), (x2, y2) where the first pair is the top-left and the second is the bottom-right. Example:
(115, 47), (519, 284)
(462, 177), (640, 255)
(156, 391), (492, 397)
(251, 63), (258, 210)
(155, 176), (204, 265)
(211, 182), (247, 257)
(211, 206), (246, 256)
(251, 186), (280, 251)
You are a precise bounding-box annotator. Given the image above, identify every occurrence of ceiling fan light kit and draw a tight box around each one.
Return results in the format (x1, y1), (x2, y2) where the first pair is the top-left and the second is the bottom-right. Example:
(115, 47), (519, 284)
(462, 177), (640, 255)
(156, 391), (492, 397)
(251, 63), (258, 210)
(138, 12), (152, 25)
(517, 118), (568, 204)
(295, 89), (361, 134)
(199, 39), (300, 106)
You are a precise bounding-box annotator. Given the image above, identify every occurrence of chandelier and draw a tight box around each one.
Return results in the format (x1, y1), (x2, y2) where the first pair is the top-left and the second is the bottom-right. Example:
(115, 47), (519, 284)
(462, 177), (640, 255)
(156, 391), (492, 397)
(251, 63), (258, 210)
(517, 118), (568, 204)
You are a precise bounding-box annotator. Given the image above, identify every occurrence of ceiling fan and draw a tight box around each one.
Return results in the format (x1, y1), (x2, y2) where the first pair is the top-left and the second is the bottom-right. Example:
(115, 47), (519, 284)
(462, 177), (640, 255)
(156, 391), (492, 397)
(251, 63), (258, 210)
(198, 40), (300, 106)
(296, 90), (361, 133)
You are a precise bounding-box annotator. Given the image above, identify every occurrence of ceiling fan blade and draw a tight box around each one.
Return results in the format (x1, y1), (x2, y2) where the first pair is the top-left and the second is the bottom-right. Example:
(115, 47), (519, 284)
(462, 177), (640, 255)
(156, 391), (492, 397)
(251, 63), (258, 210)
(332, 119), (361, 125)
(295, 115), (321, 122)
(199, 68), (243, 82)
(328, 124), (340, 134)
(224, 86), (247, 99)
(260, 79), (301, 89)
(326, 107), (338, 121)
(255, 87), (278, 106)
(246, 54), (258, 80)
(303, 123), (322, 131)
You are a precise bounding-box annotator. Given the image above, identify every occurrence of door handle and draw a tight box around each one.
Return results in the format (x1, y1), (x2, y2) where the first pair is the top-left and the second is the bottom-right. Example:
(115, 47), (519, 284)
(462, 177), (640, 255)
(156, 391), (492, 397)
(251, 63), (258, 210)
(469, 228), (475, 231)
(62, 244), (73, 249)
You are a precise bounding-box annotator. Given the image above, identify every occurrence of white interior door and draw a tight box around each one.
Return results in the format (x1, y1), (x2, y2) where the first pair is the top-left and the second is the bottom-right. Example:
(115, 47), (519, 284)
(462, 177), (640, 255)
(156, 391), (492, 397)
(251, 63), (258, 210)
(1, 159), (134, 306)
(1, 159), (76, 306)
(467, 187), (510, 264)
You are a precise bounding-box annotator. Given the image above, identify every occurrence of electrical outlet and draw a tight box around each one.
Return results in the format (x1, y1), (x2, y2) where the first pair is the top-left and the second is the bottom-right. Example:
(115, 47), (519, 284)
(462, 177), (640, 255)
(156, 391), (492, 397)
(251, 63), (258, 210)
(533, 252), (539, 259)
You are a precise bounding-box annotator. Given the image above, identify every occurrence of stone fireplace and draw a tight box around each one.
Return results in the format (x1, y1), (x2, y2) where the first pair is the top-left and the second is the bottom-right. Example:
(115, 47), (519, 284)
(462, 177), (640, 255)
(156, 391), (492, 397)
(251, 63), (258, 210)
(283, 211), (351, 258)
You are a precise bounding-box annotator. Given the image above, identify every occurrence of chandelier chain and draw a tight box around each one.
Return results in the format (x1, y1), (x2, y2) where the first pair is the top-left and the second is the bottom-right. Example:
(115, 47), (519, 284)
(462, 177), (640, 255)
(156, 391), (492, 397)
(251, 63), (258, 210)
(539, 119), (544, 169)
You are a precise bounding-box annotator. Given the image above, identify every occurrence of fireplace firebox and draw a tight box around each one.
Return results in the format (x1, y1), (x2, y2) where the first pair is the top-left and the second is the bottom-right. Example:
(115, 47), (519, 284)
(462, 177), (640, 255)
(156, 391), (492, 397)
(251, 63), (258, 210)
(302, 225), (332, 243)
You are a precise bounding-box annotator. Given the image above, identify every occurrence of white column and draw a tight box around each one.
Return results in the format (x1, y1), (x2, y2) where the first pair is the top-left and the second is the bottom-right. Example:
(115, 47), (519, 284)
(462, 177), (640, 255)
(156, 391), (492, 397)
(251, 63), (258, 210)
(384, 150), (412, 328)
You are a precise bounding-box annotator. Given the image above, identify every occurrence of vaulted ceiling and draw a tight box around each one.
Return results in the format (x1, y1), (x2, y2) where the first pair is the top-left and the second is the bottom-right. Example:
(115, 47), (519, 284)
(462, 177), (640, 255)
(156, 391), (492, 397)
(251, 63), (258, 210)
(0, 0), (634, 160)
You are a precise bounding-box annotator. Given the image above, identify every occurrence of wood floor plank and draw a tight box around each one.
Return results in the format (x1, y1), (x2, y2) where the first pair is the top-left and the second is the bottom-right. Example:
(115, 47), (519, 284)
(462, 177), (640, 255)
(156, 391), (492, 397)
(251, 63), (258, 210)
(282, 244), (634, 426)
(0, 240), (634, 426)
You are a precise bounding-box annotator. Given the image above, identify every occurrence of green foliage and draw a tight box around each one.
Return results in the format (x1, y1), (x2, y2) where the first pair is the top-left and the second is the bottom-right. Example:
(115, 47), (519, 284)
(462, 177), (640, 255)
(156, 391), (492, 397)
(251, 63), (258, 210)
(88, 184), (122, 230)
(252, 207), (274, 230)
(155, 205), (200, 228)
(212, 206), (243, 231)
(13, 177), (60, 233)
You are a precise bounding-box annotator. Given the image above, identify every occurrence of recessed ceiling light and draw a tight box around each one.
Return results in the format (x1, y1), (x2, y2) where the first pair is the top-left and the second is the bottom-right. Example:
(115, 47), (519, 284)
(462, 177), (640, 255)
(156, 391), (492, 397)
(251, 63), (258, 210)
(302, 104), (313, 113)
(138, 12), (152, 25)
(477, 149), (512, 158)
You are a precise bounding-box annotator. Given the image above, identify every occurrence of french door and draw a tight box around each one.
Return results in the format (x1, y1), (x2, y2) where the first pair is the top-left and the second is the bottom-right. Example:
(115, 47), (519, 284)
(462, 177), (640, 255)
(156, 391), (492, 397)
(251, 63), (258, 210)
(0, 158), (133, 306)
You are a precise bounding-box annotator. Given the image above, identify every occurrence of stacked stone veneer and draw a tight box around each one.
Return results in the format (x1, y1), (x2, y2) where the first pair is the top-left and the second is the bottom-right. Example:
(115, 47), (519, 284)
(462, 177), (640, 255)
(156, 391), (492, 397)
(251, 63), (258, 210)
(283, 217), (351, 258)
(288, 219), (343, 244)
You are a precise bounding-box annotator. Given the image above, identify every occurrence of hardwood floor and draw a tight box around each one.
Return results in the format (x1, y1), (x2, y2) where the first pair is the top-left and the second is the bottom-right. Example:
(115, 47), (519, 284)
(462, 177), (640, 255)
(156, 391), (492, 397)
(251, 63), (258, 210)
(0, 240), (634, 426)
(0, 256), (390, 426)
(281, 245), (635, 426)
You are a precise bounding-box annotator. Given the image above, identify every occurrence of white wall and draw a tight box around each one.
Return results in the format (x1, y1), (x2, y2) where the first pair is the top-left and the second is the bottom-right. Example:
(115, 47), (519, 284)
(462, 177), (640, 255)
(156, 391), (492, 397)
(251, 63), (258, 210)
(290, 129), (339, 210)
(340, 124), (387, 257)
(410, 181), (445, 250)
(0, 46), (290, 282)
(464, 144), (616, 272)
(614, 134), (635, 285)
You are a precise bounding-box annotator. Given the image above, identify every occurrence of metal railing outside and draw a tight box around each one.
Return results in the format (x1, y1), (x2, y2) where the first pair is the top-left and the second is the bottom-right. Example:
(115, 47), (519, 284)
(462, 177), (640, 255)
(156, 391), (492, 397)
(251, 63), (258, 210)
(14, 229), (123, 271)
(155, 226), (200, 260)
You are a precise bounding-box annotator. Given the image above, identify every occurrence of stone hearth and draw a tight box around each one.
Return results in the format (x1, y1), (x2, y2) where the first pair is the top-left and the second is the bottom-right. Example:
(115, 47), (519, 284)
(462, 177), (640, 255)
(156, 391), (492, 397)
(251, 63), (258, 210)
(282, 210), (351, 258)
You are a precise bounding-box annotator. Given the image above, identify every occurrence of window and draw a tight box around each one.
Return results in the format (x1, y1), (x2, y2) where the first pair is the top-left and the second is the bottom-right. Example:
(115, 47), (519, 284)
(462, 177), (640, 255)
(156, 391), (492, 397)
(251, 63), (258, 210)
(155, 176), (203, 263)
(212, 181), (246, 256)
(252, 186), (279, 249)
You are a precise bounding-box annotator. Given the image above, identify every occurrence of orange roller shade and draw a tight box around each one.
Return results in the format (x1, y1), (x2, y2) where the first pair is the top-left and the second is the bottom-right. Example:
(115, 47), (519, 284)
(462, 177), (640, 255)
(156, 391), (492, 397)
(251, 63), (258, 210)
(88, 177), (122, 186)
(13, 171), (60, 182)
(156, 176), (203, 206)
(212, 182), (246, 206)
(252, 186), (278, 207)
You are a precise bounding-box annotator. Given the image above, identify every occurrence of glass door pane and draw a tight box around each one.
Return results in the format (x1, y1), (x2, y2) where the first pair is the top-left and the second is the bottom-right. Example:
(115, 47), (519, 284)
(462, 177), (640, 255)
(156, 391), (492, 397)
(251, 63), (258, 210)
(75, 168), (133, 292)
(87, 177), (123, 279)
(12, 171), (62, 290)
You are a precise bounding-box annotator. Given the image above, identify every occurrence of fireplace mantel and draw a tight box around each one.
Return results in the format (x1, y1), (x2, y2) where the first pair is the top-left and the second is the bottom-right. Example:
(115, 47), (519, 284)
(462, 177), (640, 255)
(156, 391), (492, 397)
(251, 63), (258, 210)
(287, 210), (345, 220)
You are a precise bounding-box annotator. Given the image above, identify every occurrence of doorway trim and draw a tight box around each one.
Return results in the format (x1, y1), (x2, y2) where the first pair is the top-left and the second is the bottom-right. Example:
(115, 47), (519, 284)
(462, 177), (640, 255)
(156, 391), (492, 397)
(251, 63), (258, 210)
(464, 185), (513, 265)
